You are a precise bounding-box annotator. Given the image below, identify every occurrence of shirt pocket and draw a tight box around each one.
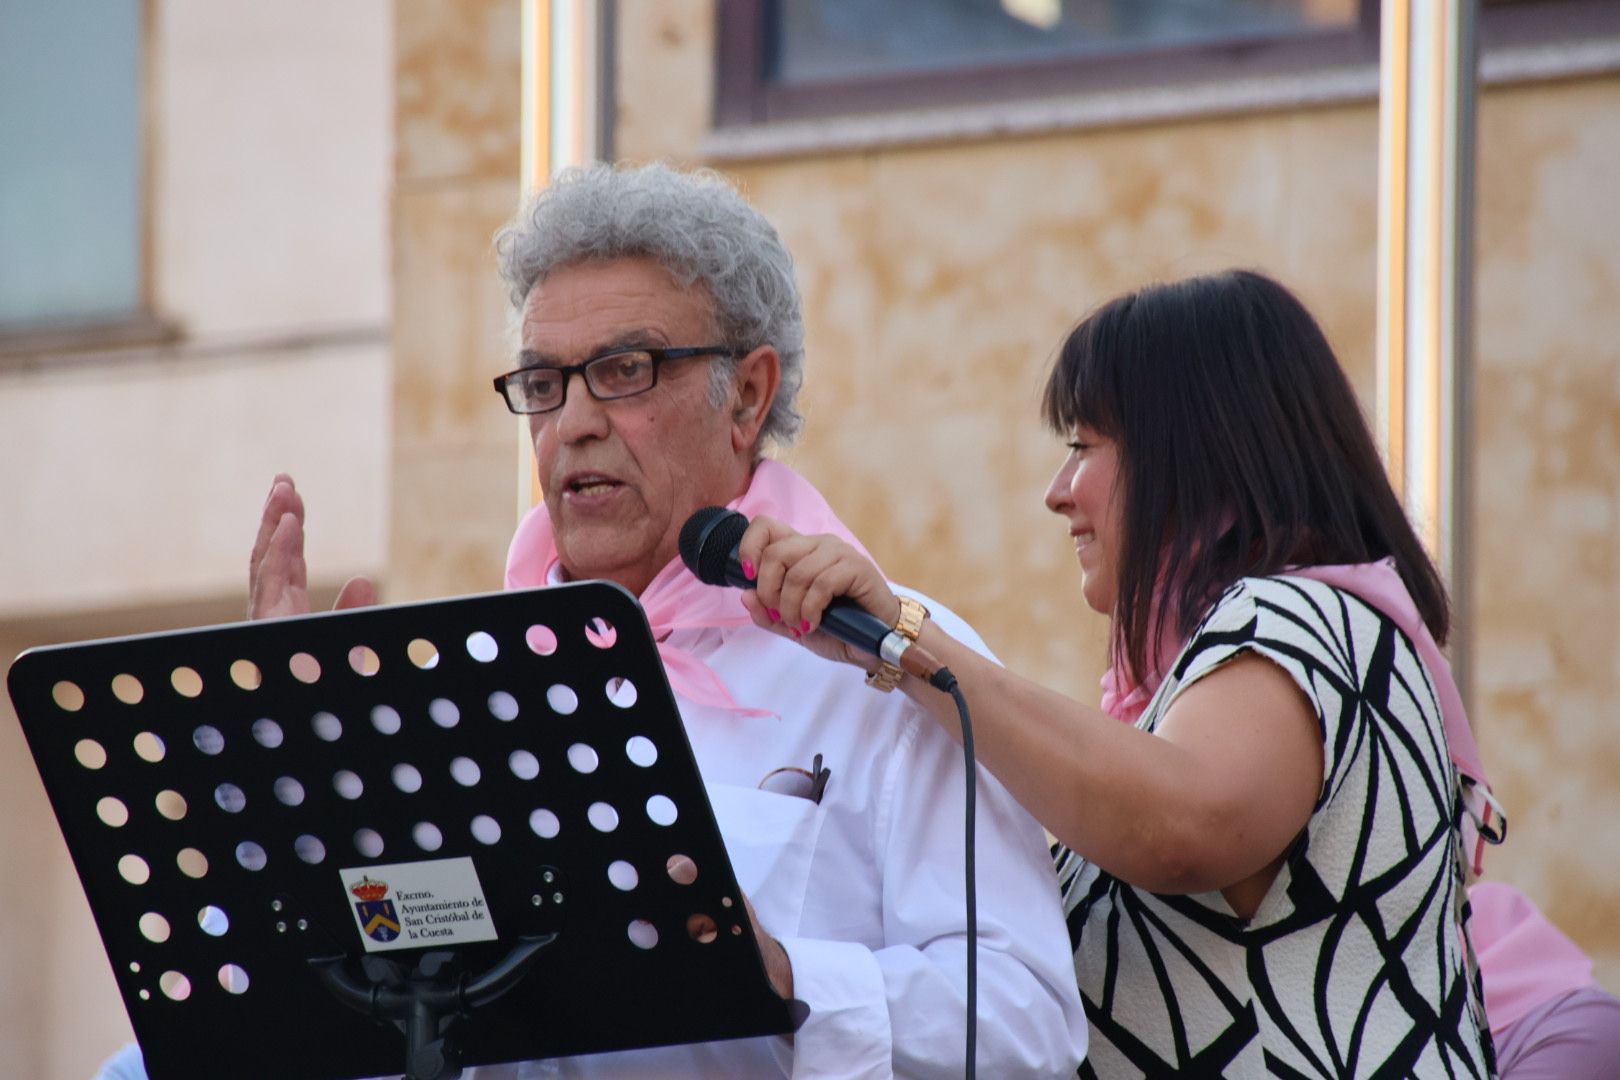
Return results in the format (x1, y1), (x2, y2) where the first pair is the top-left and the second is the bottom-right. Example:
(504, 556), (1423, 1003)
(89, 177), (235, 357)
(706, 781), (828, 938)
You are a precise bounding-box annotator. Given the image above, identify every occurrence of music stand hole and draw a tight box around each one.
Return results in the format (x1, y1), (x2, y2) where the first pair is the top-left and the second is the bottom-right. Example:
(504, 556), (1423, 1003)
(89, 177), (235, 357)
(348, 645), (381, 676)
(413, 822), (444, 851)
(646, 794), (678, 827)
(566, 743), (599, 774)
(585, 617), (618, 649)
(449, 757), (481, 787)
(74, 739), (107, 770)
(407, 638), (440, 669)
(524, 624), (558, 656)
(294, 835), (326, 864)
(199, 906), (229, 937)
(170, 666), (203, 698)
(273, 777), (305, 807)
(488, 691), (519, 721)
(528, 809), (560, 839)
(234, 841), (267, 872)
(133, 731), (166, 763)
(214, 784), (246, 813)
(251, 718), (284, 748)
(192, 726), (225, 755)
(666, 854), (698, 886)
(51, 680), (85, 712)
(547, 684), (579, 715)
(177, 849), (208, 879)
(139, 912), (171, 943)
(229, 660), (262, 691)
(428, 698), (460, 728)
(333, 771), (364, 800)
(311, 711), (343, 742)
(354, 829), (384, 858)
(466, 631), (499, 662)
(686, 913), (718, 944)
(139, 990), (151, 1002)
(392, 763), (423, 794)
(159, 971), (191, 1001)
(607, 861), (638, 891)
(218, 965), (250, 995)
(111, 673), (144, 705)
(587, 802), (620, 833)
(627, 920), (658, 950)
(625, 736), (657, 767)
(606, 677), (638, 708)
(370, 705), (402, 735)
(97, 797), (129, 828)
(508, 749), (540, 780)
(288, 652), (321, 684)
(118, 854), (151, 885)
(155, 790), (188, 821)
(470, 815), (502, 845)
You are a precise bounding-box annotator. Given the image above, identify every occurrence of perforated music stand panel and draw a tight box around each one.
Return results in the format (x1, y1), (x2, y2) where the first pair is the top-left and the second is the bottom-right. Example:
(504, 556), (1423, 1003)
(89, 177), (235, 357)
(8, 582), (801, 1080)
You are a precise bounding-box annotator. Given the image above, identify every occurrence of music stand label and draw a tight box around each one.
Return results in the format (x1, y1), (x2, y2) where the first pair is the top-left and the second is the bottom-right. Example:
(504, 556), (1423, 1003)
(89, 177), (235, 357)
(340, 857), (497, 952)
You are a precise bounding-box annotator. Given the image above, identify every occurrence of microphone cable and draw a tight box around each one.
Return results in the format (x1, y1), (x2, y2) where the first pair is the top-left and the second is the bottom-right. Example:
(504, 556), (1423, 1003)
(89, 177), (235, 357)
(934, 669), (977, 1080)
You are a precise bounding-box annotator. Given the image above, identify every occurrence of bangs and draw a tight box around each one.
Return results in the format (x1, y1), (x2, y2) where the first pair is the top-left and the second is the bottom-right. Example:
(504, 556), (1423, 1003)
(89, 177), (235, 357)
(1041, 293), (1133, 438)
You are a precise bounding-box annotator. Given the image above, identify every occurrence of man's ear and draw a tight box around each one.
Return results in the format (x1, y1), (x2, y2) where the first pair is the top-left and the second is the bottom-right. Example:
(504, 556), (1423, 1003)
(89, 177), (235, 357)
(730, 344), (781, 455)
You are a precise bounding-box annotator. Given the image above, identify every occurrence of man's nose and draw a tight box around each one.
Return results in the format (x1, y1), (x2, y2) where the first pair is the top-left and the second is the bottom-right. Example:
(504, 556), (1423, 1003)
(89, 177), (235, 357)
(553, 371), (609, 441)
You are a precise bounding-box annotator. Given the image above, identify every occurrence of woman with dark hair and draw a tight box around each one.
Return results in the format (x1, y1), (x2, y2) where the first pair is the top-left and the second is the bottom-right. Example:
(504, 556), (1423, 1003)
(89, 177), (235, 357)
(736, 269), (1499, 1076)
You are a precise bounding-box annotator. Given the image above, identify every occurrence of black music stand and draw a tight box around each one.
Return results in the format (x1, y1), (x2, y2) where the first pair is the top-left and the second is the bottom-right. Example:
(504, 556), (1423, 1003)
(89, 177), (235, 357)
(8, 581), (806, 1080)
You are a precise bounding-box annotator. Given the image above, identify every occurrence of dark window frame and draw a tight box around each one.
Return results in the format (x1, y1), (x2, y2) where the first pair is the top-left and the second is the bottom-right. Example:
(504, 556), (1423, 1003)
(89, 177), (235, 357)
(715, 0), (1620, 128)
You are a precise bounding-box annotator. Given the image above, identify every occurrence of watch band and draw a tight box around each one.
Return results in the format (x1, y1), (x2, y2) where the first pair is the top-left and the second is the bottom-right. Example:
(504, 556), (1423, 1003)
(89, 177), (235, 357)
(864, 595), (930, 692)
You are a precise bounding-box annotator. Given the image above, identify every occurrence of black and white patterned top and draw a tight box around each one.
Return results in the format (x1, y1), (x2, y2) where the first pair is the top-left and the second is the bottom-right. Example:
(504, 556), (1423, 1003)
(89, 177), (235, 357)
(1055, 576), (1495, 1078)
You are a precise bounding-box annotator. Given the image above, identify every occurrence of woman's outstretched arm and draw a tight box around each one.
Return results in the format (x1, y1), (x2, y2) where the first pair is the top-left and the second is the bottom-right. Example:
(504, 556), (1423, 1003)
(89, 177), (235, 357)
(738, 515), (1322, 901)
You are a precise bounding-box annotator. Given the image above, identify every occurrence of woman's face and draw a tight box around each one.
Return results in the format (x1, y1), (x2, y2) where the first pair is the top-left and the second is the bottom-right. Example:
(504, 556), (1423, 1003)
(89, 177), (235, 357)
(1044, 427), (1124, 616)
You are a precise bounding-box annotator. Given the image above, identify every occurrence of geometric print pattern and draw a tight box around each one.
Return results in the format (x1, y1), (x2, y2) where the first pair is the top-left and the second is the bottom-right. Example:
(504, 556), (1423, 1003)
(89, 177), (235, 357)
(1054, 577), (1496, 1078)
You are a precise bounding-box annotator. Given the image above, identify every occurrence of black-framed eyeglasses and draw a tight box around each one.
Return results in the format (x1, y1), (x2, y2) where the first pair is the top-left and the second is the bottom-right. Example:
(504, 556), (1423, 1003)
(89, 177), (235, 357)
(492, 345), (736, 415)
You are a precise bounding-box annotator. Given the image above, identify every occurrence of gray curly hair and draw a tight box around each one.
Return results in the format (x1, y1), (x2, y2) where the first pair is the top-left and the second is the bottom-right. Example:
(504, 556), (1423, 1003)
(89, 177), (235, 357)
(495, 162), (806, 451)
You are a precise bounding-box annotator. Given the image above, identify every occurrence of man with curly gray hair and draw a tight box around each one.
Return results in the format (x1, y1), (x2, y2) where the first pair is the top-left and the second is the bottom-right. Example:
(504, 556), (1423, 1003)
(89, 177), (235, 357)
(179, 162), (1085, 1079)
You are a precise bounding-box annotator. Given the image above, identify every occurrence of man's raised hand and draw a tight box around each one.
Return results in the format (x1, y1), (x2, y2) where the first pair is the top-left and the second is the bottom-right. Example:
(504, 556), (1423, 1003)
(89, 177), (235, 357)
(247, 474), (376, 620)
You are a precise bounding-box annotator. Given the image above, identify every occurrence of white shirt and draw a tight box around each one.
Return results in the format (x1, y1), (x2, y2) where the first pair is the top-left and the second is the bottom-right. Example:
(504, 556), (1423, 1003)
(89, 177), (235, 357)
(473, 584), (1087, 1079)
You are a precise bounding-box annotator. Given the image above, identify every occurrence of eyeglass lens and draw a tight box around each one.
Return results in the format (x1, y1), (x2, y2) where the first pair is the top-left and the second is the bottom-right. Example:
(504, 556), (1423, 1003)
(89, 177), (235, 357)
(509, 351), (658, 412)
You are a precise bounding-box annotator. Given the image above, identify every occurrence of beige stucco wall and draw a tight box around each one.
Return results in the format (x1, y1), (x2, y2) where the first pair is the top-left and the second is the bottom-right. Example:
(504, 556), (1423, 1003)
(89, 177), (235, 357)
(612, 0), (1620, 991)
(0, 2), (393, 1075)
(389, 0), (526, 604)
(1473, 76), (1620, 979)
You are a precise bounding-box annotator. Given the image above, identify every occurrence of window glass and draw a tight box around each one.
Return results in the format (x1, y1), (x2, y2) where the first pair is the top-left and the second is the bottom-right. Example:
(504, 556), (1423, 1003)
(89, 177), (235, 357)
(768, 0), (1361, 85)
(0, 0), (143, 326)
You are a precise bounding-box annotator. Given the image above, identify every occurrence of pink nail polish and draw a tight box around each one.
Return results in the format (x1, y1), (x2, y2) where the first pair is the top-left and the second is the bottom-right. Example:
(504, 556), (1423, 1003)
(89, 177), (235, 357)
(790, 628), (802, 640)
(768, 608), (781, 622)
(742, 559), (756, 580)
(799, 619), (811, 633)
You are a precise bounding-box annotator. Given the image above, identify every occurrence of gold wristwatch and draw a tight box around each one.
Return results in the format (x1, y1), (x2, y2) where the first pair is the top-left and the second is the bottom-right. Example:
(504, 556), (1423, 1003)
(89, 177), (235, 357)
(864, 595), (930, 692)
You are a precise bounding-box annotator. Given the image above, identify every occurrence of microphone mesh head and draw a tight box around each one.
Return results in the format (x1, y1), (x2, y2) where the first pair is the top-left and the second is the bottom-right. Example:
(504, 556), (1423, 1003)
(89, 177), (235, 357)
(678, 507), (749, 586)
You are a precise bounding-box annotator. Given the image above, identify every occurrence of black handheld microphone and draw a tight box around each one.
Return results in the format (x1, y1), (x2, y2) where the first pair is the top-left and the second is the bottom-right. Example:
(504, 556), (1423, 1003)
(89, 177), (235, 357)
(677, 506), (953, 689)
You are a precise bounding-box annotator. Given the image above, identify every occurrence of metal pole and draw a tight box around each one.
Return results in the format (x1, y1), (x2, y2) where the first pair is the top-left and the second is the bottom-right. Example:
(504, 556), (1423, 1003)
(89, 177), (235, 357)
(1375, 0), (1478, 702)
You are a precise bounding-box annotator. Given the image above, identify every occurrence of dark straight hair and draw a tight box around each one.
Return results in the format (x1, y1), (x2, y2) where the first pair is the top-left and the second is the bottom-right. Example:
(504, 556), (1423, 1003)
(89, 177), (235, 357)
(1041, 269), (1449, 680)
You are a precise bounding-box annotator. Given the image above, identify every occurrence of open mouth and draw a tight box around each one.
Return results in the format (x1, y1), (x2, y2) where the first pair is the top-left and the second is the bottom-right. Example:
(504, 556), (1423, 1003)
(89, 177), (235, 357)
(563, 473), (624, 499)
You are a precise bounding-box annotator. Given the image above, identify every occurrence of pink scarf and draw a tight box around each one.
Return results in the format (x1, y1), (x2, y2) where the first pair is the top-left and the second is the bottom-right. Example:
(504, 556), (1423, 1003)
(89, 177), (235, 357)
(1467, 880), (1597, 1033)
(1100, 558), (1502, 873)
(505, 459), (875, 716)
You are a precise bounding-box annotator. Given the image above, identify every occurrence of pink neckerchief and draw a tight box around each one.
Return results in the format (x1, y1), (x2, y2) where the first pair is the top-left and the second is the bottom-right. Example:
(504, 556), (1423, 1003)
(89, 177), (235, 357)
(1100, 558), (1503, 873)
(1467, 880), (1597, 1034)
(505, 459), (877, 717)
